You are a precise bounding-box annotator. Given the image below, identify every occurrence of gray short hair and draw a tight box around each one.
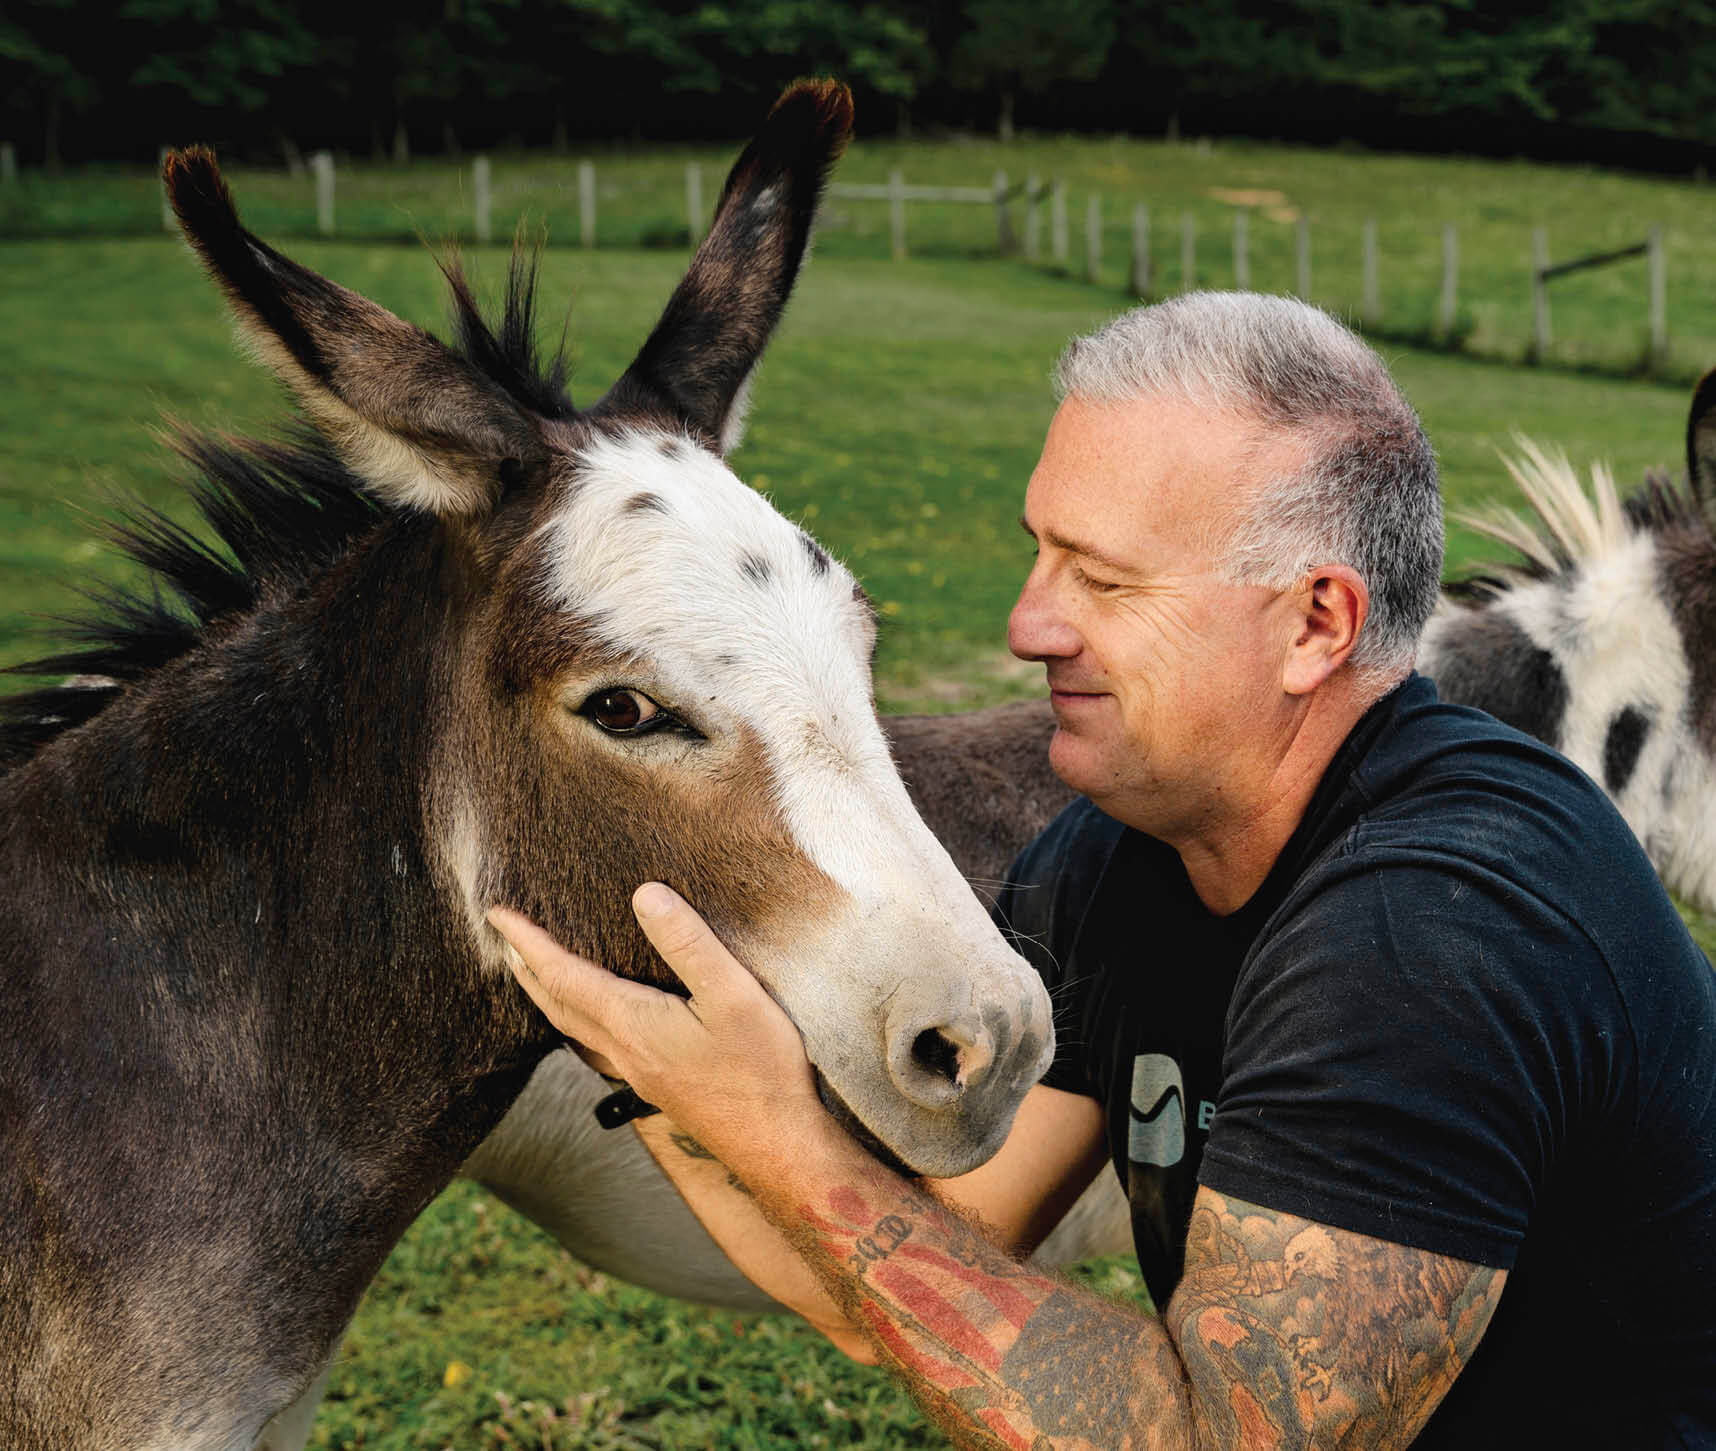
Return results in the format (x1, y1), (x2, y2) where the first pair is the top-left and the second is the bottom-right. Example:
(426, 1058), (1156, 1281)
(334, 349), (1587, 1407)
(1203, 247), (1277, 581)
(1054, 292), (1442, 684)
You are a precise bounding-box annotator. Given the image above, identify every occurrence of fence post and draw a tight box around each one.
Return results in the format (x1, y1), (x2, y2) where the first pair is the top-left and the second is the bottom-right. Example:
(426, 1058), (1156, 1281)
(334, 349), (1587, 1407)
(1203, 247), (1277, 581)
(1051, 181), (1068, 267)
(1180, 212), (1196, 292)
(1130, 203), (1151, 297)
(1024, 174), (1042, 261)
(159, 145), (173, 231)
(1648, 224), (1666, 362)
(473, 156), (491, 244)
(685, 162), (703, 245)
(1295, 215), (1311, 298)
(1440, 224), (1458, 337)
(1531, 226), (1550, 358)
(1361, 218), (1380, 324)
(311, 151), (335, 236)
(578, 161), (596, 248)
(1232, 210), (1249, 290)
(0, 142), (15, 184)
(888, 169), (907, 260)
(1085, 194), (1102, 282)
(993, 170), (1015, 255)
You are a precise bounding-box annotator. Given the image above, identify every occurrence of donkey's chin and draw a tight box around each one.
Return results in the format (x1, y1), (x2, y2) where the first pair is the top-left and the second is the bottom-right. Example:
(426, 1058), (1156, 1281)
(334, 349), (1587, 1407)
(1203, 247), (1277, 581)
(814, 1073), (920, 1178)
(811, 1070), (1016, 1181)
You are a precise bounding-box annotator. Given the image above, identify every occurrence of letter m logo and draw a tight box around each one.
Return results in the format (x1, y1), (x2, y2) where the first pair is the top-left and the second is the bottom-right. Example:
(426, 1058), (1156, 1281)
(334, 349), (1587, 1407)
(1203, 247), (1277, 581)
(1127, 1053), (1185, 1168)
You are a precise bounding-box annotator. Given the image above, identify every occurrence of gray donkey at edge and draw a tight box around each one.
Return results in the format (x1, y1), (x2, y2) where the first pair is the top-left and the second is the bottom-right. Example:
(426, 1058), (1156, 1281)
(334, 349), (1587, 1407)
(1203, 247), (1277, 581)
(260, 378), (1716, 1450)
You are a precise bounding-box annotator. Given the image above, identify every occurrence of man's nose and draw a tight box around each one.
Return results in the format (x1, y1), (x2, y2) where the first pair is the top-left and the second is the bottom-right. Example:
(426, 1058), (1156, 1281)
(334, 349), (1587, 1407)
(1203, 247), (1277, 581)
(1008, 573), (1080, 661)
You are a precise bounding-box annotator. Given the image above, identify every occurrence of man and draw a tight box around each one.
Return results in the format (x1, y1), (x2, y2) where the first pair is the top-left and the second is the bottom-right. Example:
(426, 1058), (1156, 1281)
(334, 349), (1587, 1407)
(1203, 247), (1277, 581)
(494, 292), (1716, 1449)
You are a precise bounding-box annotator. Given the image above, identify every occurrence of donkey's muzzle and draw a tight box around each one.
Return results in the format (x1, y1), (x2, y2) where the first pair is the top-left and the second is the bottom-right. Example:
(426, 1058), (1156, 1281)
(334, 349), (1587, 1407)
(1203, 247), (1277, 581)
(881, 974), (1051, 1122)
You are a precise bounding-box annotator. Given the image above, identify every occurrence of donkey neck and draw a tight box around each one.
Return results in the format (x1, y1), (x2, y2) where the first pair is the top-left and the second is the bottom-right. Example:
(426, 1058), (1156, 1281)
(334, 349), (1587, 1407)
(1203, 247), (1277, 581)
(0, 516), (557, 1429)
(37, 512), (551, 1112)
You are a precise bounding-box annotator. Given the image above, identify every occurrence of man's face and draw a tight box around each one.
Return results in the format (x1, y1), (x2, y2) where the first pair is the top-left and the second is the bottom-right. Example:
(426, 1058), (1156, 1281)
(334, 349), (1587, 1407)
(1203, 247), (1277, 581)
(1008, 392), (1309, 839)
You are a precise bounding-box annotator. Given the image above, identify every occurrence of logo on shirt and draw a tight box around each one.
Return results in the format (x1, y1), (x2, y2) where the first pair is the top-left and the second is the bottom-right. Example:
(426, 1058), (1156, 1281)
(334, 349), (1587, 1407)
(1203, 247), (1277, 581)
(1127, 1053), (1186, 1167)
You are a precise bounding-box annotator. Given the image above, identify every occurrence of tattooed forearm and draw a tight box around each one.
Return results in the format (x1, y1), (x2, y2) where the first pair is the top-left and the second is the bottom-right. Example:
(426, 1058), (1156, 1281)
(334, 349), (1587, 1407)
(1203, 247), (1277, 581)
(668, 1130), (752, 1195)
(787, 1169), (1194, 1451)
(1165, 1190), (1507, 1451)
(668, 1131), (717, 1161)
(778, 1166), (1504, 1451)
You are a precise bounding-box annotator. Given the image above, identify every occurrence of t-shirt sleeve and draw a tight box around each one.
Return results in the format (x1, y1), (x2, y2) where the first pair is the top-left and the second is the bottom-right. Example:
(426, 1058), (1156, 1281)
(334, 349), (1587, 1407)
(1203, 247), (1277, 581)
(1198, 851), (1620, 1269)
(989, 799), (1124, 1097)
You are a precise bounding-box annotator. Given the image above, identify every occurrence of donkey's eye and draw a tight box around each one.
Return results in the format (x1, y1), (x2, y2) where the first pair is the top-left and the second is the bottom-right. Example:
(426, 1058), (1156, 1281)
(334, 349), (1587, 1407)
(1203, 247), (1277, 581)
(498, 456), (526, 488)
(581, 687), (664, 735)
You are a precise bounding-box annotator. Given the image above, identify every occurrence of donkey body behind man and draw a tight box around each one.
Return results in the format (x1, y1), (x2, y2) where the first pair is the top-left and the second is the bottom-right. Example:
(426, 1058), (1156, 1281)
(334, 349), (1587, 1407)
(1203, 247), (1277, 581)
(0, 83), (1055, 1451)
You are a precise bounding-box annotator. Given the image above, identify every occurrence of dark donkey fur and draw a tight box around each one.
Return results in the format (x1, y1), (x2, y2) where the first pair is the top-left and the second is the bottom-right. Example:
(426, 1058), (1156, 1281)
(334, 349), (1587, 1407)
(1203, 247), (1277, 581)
(0, 83), (857, 1450)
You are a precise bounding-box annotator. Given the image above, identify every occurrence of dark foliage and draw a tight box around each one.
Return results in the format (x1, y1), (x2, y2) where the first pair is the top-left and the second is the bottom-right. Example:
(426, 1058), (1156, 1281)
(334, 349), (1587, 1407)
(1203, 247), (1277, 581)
(9, 0), (1716, 173)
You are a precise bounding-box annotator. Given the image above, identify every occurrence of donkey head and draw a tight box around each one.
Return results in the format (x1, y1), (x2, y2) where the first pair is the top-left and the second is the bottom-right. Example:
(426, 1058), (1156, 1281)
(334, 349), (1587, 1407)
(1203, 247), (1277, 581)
(164, 83), (1053, 1178)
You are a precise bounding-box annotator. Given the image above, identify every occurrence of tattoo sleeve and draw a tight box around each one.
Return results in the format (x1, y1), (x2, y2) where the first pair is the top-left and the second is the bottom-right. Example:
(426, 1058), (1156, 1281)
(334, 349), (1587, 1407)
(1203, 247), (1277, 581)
(783, 1169), (1505, 1451)
(786, 1163), (1195, 1451)
(1166, 1191), (1505, 1450)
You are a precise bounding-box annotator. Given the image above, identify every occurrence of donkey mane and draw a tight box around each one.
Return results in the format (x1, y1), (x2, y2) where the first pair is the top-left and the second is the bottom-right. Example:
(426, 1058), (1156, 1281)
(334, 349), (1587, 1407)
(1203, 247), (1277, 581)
(1445, 438), (1708, 602)
(0, 249), (568, 772)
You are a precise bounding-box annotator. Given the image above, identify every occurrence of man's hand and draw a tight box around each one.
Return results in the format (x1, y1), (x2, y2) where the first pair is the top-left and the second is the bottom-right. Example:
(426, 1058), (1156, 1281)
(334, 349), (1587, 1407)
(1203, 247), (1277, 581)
(488, 884), (831, 1185)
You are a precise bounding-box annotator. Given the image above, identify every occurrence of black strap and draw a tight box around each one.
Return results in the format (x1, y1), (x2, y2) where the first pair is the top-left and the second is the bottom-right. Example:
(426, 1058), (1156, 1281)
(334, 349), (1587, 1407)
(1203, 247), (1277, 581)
(594, 1083), (661, 1129)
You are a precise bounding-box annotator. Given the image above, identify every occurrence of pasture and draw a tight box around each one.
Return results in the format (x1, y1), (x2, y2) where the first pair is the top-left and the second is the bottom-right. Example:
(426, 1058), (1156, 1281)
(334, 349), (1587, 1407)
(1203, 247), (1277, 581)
(3, 222), (1713, 1448)
(7, 132), (1715, 378)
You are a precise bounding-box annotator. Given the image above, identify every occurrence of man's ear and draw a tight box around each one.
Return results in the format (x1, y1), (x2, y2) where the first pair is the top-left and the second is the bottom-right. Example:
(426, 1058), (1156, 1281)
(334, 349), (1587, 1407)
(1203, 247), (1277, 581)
(164, 147), (549, 517)
(1283, 566), (1368, 696)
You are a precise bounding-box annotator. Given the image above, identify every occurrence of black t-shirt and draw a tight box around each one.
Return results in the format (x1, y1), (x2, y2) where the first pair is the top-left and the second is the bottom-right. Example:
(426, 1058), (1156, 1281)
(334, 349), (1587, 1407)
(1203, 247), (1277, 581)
(995, 675), (1716, 1448)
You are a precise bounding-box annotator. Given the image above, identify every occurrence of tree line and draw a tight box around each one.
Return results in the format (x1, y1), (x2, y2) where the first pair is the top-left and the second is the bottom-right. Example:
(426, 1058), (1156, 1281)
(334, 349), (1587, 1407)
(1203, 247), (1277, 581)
(5, 0), (1712, 172)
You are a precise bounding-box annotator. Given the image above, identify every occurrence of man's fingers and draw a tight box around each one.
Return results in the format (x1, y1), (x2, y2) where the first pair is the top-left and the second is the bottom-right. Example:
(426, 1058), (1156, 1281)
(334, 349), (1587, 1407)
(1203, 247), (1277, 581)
(631, 883), (763, 1004)
(487, 906), (663, 1051)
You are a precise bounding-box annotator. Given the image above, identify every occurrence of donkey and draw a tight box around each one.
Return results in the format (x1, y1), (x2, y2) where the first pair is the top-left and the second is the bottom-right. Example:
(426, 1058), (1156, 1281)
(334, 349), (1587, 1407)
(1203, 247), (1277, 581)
(0, 81), (1056, 1451)
(1421, 374), (1716, 915)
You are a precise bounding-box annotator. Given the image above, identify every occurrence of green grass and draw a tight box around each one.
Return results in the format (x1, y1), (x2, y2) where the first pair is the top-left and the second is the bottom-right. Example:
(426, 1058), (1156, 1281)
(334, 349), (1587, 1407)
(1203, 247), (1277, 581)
(3, 234), (1714, 1446)
(7, 133), (1715, 378)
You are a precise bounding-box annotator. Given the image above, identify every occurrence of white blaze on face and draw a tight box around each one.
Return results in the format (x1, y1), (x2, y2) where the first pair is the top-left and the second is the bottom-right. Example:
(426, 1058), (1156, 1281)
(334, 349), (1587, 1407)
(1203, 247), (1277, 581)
(539, 428), (956, 895)
(538, 430), (1053, 1167)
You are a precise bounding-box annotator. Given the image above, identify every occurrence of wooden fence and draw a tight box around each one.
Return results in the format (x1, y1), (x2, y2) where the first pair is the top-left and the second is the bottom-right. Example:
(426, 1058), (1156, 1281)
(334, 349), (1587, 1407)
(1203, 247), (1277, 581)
(3, 145), (1669, 366)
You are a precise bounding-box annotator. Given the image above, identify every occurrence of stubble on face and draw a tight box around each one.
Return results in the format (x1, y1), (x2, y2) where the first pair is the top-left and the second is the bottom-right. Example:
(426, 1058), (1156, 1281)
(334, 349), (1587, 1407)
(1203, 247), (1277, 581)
(1012, 393), (1309, 843)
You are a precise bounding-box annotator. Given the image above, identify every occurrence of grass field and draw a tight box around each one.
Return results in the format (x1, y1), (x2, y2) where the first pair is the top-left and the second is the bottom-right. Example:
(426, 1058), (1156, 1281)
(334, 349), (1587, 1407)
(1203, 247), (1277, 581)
(4, 226), (1715, 1447)
(5, 130), (1715, 379)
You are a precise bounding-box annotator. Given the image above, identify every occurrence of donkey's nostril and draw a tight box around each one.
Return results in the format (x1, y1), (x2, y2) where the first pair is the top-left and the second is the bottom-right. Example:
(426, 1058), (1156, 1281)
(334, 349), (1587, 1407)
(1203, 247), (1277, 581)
(886, 1001), (1000, 1112)
(911, 1028), (962, 1086)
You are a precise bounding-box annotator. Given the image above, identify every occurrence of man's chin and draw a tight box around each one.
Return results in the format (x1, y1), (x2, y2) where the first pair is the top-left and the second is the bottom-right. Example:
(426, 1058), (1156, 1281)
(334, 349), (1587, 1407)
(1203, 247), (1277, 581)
(1046, 728), (1108, 799)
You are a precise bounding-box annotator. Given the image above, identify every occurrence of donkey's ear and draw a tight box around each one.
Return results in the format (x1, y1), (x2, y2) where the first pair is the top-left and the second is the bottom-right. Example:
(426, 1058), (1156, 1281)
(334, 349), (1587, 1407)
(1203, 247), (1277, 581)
(164, 147), (548, 517)
(598, 79), (853, 454)
(1687, 368), (1716, 526)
